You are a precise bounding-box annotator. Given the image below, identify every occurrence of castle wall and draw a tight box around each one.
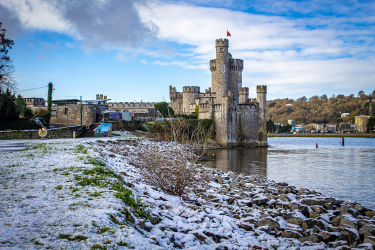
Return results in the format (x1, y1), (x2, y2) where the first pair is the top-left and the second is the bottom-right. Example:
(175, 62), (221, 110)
(108, 102), (156, 113)
(182, 86), (200, 115)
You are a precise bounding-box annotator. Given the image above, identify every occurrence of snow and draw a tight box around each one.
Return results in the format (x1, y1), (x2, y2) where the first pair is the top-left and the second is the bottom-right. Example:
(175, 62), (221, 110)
(1, 136), (358, 249)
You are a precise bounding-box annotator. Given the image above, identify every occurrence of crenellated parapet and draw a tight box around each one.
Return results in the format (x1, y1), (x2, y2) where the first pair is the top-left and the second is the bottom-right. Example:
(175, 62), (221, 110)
(216, 38), (229, 48)
(256, 85), (267, 93)
(239, 87), (249, 95)
(182, 86), (200, 93)
(229, 59), (243, 71)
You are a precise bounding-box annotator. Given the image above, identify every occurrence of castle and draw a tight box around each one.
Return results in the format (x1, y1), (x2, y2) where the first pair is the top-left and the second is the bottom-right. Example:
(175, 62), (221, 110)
(170, 38), (267, 147)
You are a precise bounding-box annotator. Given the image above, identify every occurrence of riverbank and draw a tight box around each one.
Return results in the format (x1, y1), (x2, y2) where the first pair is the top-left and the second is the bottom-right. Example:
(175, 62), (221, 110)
(268, 133), (374, 138)
(1, 137), (375, 249)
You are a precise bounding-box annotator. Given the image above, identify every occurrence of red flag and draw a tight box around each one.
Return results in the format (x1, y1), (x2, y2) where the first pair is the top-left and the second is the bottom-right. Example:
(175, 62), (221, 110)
(227, 30), (231, 37)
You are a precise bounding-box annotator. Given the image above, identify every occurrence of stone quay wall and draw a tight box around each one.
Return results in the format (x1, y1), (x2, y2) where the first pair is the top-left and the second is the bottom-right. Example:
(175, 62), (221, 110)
(0, 126), (85, 140)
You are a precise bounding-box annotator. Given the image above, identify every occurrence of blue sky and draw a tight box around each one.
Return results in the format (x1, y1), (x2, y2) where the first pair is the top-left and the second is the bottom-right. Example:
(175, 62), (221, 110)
(1, 0), (374, 102)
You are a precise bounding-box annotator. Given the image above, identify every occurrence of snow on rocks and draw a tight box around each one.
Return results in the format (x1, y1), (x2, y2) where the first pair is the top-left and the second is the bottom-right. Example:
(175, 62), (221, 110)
(97, 139), (375, 249)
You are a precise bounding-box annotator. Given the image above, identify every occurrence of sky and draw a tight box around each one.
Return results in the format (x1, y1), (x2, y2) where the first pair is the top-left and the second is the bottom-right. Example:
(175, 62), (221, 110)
(0, 0), (374, 103)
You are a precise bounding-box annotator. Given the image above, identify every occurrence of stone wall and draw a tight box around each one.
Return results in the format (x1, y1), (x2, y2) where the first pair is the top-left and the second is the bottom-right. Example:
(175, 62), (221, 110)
(0, 126), (85, 140)
(50, 104), (106, 127)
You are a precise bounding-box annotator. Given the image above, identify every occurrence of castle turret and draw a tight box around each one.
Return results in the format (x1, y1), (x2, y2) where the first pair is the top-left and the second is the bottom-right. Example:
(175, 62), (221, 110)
(239, 87), (249, 104)
(257, 85), (267, 147)
(182, 86), (200, 115)
(211, 38), (230, 98)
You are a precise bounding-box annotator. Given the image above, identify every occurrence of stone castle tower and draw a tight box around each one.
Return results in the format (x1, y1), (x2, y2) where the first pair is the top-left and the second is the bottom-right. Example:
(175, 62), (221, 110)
(170, 38), (267, 147)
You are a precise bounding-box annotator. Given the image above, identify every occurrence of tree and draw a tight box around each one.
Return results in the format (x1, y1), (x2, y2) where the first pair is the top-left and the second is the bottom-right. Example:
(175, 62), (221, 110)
(358, 90), (365, 97)
(367, 116), (375, 133)
(0, 93), (18, 123)
(155, 102), (174, 117)
(266, 119), (275, 133)
(0, 22), (16, 92)
(15, 94), (26, 117)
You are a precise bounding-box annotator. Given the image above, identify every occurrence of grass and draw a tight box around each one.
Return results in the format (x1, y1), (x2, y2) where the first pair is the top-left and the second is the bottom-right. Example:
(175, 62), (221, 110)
(73, 164), (149, 220)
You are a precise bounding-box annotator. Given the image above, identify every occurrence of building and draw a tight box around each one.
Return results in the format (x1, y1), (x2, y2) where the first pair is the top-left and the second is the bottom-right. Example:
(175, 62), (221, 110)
(288, 120), (296, 127)
(169, 38), (267, 147)
(341, 113), (350, 118)
(50, 98), (108, 127)
(355, 115), (371, 133)
(24, 97), (47, 112)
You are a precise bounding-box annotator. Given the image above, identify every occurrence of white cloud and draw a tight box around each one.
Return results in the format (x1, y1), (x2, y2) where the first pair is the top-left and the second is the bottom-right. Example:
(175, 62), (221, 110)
(138, 0), (375, 99)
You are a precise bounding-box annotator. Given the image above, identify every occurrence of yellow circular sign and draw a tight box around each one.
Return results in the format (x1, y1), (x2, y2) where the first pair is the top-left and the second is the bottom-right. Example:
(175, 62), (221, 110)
(38, 128), (47, 137)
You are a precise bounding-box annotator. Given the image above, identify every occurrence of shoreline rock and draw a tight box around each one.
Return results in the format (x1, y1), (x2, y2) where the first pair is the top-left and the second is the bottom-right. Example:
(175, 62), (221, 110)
(99, 139), (375, 249)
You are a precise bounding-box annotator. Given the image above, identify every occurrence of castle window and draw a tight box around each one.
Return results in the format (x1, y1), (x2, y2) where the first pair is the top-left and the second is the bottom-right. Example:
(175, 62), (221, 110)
(64, 108), (68, 115)
(220, 48), (224, 52)
(222, 65), (225, 72)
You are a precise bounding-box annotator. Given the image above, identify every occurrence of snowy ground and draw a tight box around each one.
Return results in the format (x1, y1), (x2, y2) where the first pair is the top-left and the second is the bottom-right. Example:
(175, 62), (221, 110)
(1, 136), (374, 249)
(0, 136), (161, 249)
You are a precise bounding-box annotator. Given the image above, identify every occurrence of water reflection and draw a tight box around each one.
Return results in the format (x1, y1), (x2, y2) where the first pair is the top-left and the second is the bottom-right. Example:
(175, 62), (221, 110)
(202, 147), (268, 177)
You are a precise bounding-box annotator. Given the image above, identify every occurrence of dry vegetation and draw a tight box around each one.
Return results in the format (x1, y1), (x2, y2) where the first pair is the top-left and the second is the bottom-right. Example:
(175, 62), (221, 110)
(267, 91), (375, 124)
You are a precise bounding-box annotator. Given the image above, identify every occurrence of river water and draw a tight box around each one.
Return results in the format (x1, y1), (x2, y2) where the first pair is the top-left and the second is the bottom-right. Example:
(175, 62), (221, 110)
(200, 137), (375, 209)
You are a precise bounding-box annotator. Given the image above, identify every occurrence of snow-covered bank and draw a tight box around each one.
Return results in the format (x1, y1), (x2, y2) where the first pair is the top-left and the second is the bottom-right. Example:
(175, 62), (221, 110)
(1, 137), (375, 249)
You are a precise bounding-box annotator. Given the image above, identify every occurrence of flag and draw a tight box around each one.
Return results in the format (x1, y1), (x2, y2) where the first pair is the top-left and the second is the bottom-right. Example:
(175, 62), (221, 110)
(227, 30), (231, 37)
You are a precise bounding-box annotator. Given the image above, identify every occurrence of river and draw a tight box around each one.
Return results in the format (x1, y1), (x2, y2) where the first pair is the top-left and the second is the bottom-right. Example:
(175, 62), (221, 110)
(200, 137), (375, 209)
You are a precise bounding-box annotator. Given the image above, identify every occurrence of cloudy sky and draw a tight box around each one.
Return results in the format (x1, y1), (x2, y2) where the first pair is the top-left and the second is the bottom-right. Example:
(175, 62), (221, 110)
(1, 0), (374, 102)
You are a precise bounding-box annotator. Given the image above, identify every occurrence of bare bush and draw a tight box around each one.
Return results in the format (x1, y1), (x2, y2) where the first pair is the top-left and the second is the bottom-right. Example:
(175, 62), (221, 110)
(130, 142), (201, 196)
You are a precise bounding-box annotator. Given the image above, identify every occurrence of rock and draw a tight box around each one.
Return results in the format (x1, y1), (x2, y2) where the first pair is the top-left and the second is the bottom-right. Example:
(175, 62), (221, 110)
(340, 205), (349, 214)
(355, 204), (366, 214)
(340, 214), (358, 229)
(366, 211), (375, 219)
(282, 230), (302, 239)
(302, 218), (325, 231)
(251, 195), (269, 206)
(286, 217), (304, 227)
(300, 233), (323, 243)
(226, 197), (235, 205)
(332, 216), (343, 227)
(364, 236), (375, 247)
(257, 226), (271, 234)
(311, 205), (327, 214)
(279, 194), (291, 202)
(255, 217), (280, 230)
(310, 211), (320, 219)
(149, 216), (162, 225)
(357, 243), (375, 250)
(339, 227), (360, 246)
(319, 230), (339, 243)
(360, 225), (375, 239)
(236, 222), (253, 231)
(299, 205), (311, 218)
(327, 240), (350, 248)
(203, 230), (229, 243)
(193, 231), (208, 242)
(324, 203), (335, 210)
(300, 198), (326, 206)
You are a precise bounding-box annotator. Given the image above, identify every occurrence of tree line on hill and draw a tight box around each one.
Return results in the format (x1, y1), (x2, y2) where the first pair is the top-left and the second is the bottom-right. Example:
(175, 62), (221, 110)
(266, 91), (375, 127)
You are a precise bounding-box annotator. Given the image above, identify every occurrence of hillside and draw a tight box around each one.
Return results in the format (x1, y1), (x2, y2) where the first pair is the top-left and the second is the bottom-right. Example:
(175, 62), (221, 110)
(267, 91), (375, 125)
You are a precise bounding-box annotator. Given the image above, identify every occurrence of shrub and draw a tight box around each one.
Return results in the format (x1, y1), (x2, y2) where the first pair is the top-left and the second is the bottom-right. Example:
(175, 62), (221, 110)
(130, 143), (201, 196)
(0, 118), (41, 130)
(0, 93), (18, 123)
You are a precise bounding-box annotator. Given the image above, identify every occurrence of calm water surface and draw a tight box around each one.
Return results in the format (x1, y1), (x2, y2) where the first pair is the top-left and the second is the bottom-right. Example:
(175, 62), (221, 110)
(200, 137), (375, 209)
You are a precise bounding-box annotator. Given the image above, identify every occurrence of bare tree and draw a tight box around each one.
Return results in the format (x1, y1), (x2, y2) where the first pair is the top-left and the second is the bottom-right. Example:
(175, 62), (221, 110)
(0, 22), (16, 93)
